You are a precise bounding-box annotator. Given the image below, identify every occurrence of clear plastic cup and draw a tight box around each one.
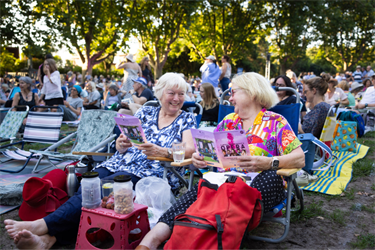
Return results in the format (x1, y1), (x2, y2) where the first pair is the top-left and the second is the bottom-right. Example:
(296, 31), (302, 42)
(172, 142), (186, 163)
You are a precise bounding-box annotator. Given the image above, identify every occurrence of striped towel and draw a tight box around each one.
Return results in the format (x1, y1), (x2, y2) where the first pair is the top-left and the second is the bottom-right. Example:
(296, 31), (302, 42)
(23, 111), (63, 144)
(301, 144), (369, 195)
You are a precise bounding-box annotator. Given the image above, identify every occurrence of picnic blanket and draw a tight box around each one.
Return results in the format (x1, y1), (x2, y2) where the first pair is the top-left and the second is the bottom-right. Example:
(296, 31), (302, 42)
(0, 158), (72, 214)
(301, 143), (369, 195)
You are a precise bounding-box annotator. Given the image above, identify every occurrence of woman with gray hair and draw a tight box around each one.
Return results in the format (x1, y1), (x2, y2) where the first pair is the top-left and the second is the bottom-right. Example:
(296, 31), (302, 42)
(5, 73), (197, 249)
(12, 76), (39, 111)
(83, 81), (101, 109)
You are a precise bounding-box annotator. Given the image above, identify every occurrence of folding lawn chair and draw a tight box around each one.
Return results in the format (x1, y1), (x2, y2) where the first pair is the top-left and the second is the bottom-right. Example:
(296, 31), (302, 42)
(1, 109), (117, 173)
(0, 106), (64, 173)
(62, 107), (84, 127)
(143, 100), (203, 128)
(0, 106), (29, 144)
(29, 109), (117, 173)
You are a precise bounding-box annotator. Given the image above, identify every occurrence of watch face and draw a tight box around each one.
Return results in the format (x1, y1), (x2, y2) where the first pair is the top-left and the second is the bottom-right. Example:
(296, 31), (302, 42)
(273, 158), (279, 168)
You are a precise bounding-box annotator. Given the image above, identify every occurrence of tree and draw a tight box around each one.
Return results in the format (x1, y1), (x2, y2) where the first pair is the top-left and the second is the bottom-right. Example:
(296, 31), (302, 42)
(132, 0), (200, 78)
(34, 0), (136, 75)
(267, 1), (322, 75)
(0, 0), (22, 46)
(318, 0), (375, 71)
(182, 0), (268, 65)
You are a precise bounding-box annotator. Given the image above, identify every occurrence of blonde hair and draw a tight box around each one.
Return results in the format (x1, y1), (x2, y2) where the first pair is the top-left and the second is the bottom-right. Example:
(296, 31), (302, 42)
(44, 58), (58, 73)
(86, 81), (97, 92)
(154, 73), (188, 101)
(231, 72), (278, 109)
(140, 57), (150, 71)
(337, 80), (349, 91)
(200, 82), (218, 109)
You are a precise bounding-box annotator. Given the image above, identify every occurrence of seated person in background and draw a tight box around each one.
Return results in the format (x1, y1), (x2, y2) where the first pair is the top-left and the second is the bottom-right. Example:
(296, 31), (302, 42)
(4, 73), (196, 250)
(119, 77), (154, 115)
(355, 85), (375, 109)
(298, 74), (331, 138)
(59, 85), (83, 121)
(350, 82), (364, 106)
(324, 78), (349, 106)
(136, 72), (305, 250)
(337, 80), (355, 107)
(104, 84), (122, 109)
(198, 82), (219, 127)
(274, 75), (307, 119)
(12, 76), (40, 112)
(83, 81), (101, 109)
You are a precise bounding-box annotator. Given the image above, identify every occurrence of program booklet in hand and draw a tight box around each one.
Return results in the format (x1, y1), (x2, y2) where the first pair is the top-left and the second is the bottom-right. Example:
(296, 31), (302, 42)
(114, 115), (147, 144)
(191, 128), (250, 168)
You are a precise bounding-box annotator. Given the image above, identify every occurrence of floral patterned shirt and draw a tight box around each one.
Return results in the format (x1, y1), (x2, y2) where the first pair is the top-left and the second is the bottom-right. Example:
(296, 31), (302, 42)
(94, 106), (196, 191)
(215, 108), (301, 172)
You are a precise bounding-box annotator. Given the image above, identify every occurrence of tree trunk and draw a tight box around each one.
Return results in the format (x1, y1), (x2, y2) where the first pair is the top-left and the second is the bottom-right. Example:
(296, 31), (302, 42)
(155, 62), (163, 79)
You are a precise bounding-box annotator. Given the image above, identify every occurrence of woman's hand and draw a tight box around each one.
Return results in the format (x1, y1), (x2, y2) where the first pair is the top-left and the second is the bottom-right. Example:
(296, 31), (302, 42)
(44, 65), (51, 77)
(192, 152), (207, 169)
(116, 134), (132, 154)
(237, 156), (272, 172)
(133, 143), (165, 157)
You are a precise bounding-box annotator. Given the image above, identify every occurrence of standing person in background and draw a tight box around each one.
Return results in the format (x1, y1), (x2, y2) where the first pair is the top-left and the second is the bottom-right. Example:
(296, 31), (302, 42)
(353, 66), (363, 83)
(40, 59), (64, 107)
(140, 57), (154, 87)
(117, 54), (142, 100)
(83, 81), (101, 109)
(219, 55), (231, 93)
(200, 55), (221, 97)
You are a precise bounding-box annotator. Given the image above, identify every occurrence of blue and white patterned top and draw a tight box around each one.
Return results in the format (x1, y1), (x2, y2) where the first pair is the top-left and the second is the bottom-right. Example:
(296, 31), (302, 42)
(94, 106), (196, 191)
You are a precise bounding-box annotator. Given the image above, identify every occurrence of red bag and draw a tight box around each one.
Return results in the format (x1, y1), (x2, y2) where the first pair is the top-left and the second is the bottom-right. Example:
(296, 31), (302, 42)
(164, 176), (263, 250)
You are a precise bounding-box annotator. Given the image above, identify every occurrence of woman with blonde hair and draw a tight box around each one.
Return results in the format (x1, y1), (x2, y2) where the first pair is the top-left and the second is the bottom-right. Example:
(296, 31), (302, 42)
(199, 82), (220, 127)
(140, 57), (154, 86)
(337, 80), (355, 106)
(40, 58), (64, 106)
(136, 72), (304, 250)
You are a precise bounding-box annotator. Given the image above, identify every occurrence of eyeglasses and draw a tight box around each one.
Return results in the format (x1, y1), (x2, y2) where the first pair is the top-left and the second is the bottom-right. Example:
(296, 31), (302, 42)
(275, 83), (286, 87)
(229, 87), (243, 96)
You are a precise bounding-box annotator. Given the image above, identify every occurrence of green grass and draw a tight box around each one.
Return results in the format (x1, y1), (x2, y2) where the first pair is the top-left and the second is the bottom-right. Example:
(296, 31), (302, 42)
(350, 233), (375, 249)
(291, 200), (325, 222)
(352, 159), (374, 179)
(371, 184), (375, 191)
(344, 187), (357, 200)
(329, 209), (347, 226)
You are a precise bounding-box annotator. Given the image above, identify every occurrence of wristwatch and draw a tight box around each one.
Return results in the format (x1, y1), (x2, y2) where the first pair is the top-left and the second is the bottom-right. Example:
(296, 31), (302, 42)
(270, 157), (279, 171)
(365, 103), (368, 108)
(167, 148), (172, 158)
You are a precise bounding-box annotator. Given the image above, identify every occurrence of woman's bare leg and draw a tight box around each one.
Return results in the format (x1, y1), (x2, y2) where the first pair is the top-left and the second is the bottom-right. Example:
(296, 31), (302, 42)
(138, 223), (172, 250)
(4, 219), (48, 238)
(14, 230), (56, 250)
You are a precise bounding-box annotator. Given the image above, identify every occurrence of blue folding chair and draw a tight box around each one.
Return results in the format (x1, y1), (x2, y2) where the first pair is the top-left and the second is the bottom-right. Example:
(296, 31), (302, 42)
(216, 87), (304, 243)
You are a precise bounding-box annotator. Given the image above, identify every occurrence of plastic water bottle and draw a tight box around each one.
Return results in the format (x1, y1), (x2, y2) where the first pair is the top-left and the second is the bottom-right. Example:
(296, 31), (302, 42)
(66, 165), (79, 197)
(81, 172), (101, 209)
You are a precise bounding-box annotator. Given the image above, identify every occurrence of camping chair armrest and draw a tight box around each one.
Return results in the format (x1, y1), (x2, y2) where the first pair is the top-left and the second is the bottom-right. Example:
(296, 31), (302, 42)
(72, 152), (115, 157)
(147, 157), (173, 162)
(46, 132), (77, 151)
(276, 168), (301, 176)
(146, 157), (193, 167)
(276, 168), (300, 177)
(171, 158), (193, 167)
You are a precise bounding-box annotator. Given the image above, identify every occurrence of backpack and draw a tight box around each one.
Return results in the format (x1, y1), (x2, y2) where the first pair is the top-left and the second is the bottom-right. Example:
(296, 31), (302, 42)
(164, 176), (263, 250)
(337, 111), (365, 137)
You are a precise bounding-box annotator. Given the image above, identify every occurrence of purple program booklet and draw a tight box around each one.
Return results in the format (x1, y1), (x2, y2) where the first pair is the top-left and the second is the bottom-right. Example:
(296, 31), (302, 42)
(114, 115), (147, 145)
(191, 128), (250, 168)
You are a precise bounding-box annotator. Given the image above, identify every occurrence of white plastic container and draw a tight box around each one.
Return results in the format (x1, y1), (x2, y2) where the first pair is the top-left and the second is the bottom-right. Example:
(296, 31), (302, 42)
(81, 172), (101, 209)
(114, 175), (134, 214)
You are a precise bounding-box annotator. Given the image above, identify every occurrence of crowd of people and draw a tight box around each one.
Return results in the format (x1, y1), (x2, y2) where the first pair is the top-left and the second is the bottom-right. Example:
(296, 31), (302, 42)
(2, 53), (375, 250)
